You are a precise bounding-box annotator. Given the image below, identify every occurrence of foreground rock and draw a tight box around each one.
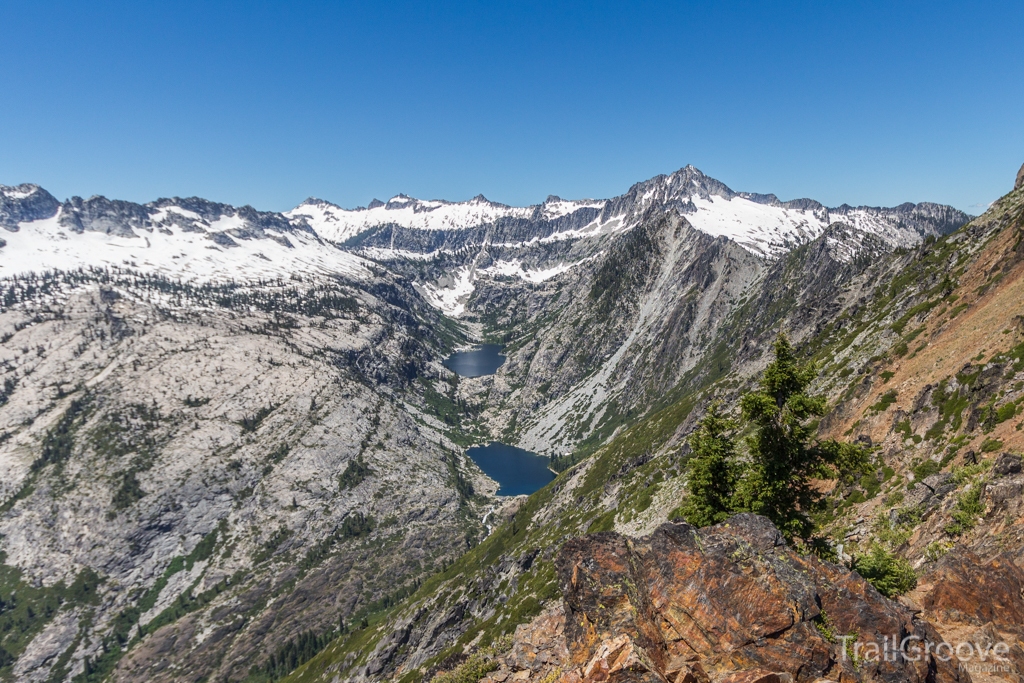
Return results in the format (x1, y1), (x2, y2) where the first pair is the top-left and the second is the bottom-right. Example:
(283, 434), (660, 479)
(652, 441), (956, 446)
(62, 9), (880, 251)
(910, 549), (1024, 683)
(552, 515), (967, 683)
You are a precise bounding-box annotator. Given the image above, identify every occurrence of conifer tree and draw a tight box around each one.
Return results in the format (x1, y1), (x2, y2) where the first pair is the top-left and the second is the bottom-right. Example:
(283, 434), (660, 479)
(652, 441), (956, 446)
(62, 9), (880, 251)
(736, 333), (867, 543)
(676, 402), (737, 527)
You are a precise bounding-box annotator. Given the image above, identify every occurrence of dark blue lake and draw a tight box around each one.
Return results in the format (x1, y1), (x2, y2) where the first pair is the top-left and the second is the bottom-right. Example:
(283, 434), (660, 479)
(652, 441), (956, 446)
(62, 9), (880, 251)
(466, 442), (555, 496)
(443, 344), (506, 378)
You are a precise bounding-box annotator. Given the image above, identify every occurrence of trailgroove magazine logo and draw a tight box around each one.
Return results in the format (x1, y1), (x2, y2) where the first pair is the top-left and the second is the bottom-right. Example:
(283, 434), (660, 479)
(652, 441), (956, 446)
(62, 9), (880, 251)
(838, 635), (1012, 673)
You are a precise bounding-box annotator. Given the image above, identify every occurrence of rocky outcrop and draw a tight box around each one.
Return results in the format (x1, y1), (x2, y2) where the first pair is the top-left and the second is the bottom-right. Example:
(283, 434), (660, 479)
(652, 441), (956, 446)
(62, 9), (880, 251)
(0, 183), (60, 230)
(910, 548), (1024, 683)
(919, 549), (1024, 637)
(555, 515), (967, 683)
(1016, 162), (1024, 191)
(479, 606), (570, 683)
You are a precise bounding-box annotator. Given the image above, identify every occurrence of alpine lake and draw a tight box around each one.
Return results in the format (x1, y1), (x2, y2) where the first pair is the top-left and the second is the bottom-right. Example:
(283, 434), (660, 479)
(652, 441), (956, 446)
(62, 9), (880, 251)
(444, 345), (555, 496)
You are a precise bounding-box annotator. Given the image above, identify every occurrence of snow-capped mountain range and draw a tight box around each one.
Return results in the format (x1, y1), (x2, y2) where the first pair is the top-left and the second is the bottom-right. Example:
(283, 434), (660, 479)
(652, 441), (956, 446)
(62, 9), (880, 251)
(285, 194), (605, 243)
(290, 166), (969, 258)
(0, 185), (371, 283)
(1, 167), (971, 315)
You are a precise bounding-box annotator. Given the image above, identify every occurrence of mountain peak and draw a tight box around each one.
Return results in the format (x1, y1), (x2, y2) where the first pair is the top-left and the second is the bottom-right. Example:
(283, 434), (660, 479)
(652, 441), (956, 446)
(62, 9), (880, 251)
(1, 183), (61, 229)
(298, 197), (330, 208)
(1, 182), (45, 199)
(386, 194), (415, 207)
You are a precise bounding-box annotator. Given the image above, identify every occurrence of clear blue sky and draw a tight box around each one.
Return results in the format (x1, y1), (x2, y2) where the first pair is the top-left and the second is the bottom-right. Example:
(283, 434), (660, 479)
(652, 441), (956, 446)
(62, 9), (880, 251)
(1, 1), (1021, 214)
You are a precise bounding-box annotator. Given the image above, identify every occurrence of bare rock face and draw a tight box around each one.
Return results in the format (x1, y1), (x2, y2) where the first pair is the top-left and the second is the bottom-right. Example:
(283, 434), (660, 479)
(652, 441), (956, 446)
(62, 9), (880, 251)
(480, 606), (570, 683)
(912, 549), (1024, 683)
(0, 183), (60, 230)
(919, 549), (1024, 637)
(555, 515), (967, 683)
(0, 274), (480, 682)
(1016, 162), (1024, 191)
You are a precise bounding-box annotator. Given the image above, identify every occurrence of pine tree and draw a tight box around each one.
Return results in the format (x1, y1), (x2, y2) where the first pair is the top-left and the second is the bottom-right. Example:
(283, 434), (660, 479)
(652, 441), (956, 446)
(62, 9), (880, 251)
(676, 402), (737, 527)
(736, 333), (867, 544)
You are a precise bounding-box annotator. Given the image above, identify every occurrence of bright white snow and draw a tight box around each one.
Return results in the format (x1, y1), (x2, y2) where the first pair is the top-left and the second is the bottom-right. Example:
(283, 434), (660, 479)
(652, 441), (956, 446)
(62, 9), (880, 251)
(0, 211), (371, 283)
(286, 195), (606, 241)
(1, 187), (37, 200)
(417, 266), (476, 317)
(684, 195), (823, 257)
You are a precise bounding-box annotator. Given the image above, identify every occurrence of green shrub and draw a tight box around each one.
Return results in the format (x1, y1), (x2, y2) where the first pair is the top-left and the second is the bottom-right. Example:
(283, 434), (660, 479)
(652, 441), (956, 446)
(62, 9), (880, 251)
(945, 486), (984, 536)
(859, 472), (881, 499)
(870, 390), (898, 413)
(268, 443), (290, 463)
(339, 457), (374, 490)
(852, 544), (917, 598)
(432, 635), (513, 683)
(981, 438), (1003, 453)
(239, 404), (277, 433)
(925, 541), (953, 562)
(911, 459), (941, 481)
(874, 505), (922, 547)
(996, 403), (1018, 423)
(112, 471), (145, 510)
(951, 461), (990, 485)
(813, 609), (837, 643)
(883, 490), (904, 507)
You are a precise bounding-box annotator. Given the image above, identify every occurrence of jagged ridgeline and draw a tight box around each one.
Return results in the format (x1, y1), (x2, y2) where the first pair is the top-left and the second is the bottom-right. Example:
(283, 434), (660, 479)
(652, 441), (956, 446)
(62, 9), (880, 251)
(1, 166), (1013, 683)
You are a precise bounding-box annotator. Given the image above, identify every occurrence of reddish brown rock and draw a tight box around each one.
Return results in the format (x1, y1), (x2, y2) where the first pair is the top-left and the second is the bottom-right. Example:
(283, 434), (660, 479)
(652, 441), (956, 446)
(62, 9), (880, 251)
(557, 514), (969, 683)
(716, 670), (789, 683)
(920, 549), (1024, 636)
(485, 604), (572, 683)
(579, 633), (662, 683)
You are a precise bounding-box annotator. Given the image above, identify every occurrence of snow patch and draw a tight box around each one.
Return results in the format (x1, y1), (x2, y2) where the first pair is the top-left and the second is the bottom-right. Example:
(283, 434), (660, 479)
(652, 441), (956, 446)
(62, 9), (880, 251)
(418, 266), (476, 317)
(685, 195), (825, 257)
(1, 186), (37, 200)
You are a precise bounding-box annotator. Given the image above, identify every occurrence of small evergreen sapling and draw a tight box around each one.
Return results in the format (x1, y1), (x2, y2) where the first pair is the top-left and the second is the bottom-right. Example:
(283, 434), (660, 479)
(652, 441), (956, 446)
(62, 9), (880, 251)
(852, 543), (917, 598)
(675, 402), (737, 528)
(736, 333), (869, 544)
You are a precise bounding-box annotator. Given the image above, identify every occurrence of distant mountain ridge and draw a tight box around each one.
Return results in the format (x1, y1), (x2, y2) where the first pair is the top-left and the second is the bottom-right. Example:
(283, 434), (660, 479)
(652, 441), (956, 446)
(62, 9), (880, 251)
(288, 165), (970, 255)
(1, 168), (972, 313)
(0, 183), (371, 283)
(285, 193), (605, 243)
